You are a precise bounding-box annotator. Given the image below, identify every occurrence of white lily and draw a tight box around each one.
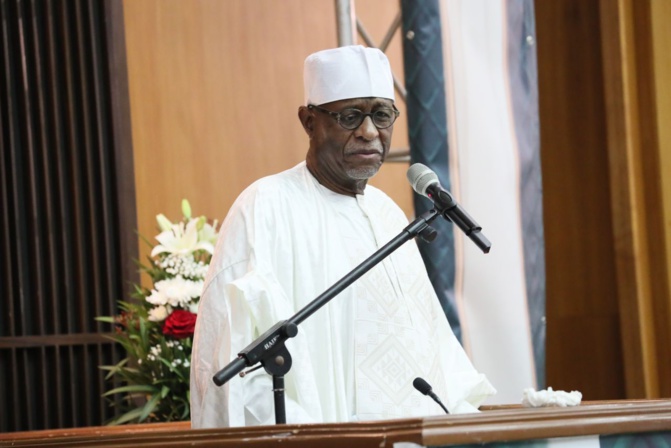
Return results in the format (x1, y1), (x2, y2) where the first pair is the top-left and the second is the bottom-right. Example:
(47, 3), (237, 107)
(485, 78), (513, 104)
(156, 214), (173, 232)
(198, 219), (219, 247)
(151, 219), (215, 257)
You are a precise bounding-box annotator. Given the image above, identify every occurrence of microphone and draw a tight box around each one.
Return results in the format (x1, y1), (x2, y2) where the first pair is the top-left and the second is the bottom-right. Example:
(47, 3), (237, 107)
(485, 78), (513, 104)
(413, 377), (449, 414)
(406, 163), (491, 254)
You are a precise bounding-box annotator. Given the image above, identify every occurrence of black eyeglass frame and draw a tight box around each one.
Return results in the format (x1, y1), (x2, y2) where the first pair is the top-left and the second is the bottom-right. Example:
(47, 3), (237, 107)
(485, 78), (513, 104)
(308, 104), (400, 130)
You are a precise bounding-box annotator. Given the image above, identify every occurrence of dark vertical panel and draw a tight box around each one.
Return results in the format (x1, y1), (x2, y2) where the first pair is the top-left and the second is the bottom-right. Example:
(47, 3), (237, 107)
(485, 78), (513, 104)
(90, 0), (118, 326)
(0, 0), (136, 432)
(22, 350), (34, 429)
(28, 0), (48, 338)
(44, 0), (65, 344)
(0, 0), (17, 340)
(0, 351), (8, 427)
(26, 1), (53, 426)
(88, 1), (117, 419)
(0, 13), (12, 412)
(89, 0), (114, 320)
(58, 4), (84, 426)
(62, 0), (90, 334)
(31, 0), (62, 340)
(68, 345), (78, 427)
(3, 0), (31, 340)
(52, 1), (76, 336)
(104, 0), (137, 419)
(400, 0), (461, 338)
(46, 347), (62, 428)
(4, 0), (35, 431)
(17, 0), (47, 339)
(18, 2), (45, 427)
(505, 0), (545, 389)
(86, 2), (111, 419)
(72, 2), (96, 422)
(44, 0), (61, 336)
(105, 0), (137, 308)
(62, 0), (88, 428)
(74, 0), (100, 334)
(9, 350), (20, 430)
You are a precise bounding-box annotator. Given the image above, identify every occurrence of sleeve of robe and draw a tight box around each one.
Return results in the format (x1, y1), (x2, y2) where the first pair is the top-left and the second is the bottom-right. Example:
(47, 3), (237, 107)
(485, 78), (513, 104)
(190, 181), (322, 428)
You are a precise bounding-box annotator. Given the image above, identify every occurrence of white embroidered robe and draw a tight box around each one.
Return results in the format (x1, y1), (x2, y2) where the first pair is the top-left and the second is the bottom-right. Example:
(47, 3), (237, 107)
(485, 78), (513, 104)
(190, 162), (495, 428)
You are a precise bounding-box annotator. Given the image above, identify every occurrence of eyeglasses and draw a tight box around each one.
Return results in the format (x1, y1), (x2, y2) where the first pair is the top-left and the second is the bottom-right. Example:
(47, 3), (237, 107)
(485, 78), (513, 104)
(308, 104), (400, 130)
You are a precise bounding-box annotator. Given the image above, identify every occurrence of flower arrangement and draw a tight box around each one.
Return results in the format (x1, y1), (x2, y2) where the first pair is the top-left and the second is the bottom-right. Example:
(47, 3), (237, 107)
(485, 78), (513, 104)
(97, 199), (218, 424)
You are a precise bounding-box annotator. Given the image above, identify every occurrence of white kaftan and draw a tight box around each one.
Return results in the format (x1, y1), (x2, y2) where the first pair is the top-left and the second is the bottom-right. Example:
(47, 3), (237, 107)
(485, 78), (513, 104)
(190, 162), (495, 428)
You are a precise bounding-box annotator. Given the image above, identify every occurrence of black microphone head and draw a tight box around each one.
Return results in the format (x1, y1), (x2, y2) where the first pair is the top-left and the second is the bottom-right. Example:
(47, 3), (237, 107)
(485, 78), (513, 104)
(406, 163), (439, 196)
(413, 377), (433, 396)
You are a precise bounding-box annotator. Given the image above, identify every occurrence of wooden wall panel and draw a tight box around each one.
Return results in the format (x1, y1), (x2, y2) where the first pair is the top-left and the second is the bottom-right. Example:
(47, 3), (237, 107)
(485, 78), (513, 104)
(599, 0), (664, 399)
(123, 0), (411, 272)
(599, 0), (656, 398)
(647, 0), (671, 397)
(535, 0), (625, 399)
(537, 0), (671, 399)
(598, 0), (671, 399)
(650, 1), (671, 370)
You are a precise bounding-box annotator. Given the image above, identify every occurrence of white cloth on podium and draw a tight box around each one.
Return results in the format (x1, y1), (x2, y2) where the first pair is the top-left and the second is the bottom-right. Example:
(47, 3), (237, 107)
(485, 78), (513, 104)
(190, 162), (495, 428)
(522, 387), (582, 407)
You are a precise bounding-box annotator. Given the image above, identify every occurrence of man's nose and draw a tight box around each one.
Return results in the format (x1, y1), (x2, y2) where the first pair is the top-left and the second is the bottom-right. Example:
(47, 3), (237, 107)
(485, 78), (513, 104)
(354, 115), (379, 140)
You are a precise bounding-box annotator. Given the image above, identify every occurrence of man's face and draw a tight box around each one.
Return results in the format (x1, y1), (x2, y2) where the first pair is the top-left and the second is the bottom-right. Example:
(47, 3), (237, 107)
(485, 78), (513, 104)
(308, 97), (395, 186)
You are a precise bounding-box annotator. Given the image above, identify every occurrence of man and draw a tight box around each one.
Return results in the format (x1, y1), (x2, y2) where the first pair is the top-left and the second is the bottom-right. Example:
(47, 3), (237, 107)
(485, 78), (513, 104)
(191, 45), (495, 428)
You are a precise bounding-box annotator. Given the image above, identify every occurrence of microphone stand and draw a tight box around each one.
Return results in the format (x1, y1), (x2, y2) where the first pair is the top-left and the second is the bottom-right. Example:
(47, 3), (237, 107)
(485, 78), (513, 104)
(212, 208), (441, 424)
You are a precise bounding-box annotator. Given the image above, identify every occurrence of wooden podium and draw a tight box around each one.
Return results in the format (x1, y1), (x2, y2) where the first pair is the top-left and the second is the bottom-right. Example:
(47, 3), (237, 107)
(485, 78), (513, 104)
(2, 400), (671, 447)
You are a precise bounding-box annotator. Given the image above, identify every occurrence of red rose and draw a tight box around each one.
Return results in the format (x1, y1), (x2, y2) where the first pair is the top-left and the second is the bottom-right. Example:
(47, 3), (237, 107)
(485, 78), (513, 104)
(162, 310), (197, 339)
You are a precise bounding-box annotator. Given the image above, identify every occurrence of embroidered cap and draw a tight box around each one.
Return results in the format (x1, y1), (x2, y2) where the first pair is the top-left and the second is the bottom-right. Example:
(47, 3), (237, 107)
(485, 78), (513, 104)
(303, 45), (395, 106)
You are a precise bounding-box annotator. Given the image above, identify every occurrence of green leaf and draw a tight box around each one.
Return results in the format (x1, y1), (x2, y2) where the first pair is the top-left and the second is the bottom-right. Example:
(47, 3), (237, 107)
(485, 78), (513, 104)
(103, 384), (156, 397)
(108, 407), (145, 426)
(101, 334), (123, 344)
(95, 316), (115, 324)
(160, 385), (170, 399)
(100, 358), (129, 380)
(139, 317), (148, 347)
(139, 391), (162, 422)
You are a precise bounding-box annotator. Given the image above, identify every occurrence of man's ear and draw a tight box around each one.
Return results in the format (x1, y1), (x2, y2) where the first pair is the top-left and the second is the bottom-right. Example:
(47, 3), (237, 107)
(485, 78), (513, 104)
(298, 106), (314, 137)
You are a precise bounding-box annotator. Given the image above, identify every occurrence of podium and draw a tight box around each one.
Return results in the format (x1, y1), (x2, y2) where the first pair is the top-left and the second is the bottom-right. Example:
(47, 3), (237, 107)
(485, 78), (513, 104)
(2, 400), (671, 447)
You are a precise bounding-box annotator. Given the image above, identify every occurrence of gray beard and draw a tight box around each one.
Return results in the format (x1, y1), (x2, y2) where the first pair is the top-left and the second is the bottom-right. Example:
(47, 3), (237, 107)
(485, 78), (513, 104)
(345, 165), (380, 180)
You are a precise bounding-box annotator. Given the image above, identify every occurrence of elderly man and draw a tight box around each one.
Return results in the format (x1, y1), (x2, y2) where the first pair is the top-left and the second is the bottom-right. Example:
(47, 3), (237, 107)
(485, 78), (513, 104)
(190, 45), (495, 428)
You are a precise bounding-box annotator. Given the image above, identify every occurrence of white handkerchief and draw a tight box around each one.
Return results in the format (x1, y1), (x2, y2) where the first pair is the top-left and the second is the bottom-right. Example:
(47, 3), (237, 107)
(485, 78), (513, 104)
(522, 387), (582, 407)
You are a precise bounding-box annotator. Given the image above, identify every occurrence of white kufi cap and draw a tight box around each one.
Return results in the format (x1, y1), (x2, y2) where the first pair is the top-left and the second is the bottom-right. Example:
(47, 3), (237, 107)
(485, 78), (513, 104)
(304, 45), (395, 105)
